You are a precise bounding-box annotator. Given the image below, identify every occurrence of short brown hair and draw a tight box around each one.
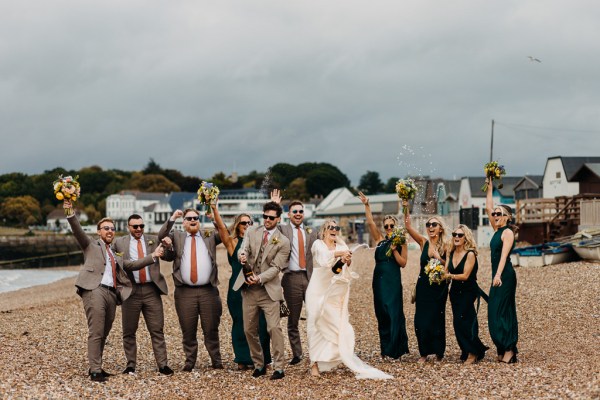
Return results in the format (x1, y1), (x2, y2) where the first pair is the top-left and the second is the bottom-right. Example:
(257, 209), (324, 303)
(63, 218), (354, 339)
(96, 218), (115, 230)
(183, 208), (200, 217)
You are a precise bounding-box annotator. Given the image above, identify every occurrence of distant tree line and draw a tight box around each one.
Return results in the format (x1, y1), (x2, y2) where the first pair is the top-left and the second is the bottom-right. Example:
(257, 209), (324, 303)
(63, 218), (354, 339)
(1, 160), (402, 228)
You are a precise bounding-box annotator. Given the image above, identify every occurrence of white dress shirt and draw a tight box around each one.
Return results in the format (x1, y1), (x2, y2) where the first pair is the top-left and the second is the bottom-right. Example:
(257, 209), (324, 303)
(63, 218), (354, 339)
(181, 233), (212, 286)
(101, 244), (116, 287)
(287, 224), (306, 272)
(129, 235), (153, 284)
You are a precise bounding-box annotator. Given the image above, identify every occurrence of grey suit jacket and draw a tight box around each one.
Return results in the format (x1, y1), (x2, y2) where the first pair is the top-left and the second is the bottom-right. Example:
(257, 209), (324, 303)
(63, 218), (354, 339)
(158, 220), (221, 287)
(232, 225), (290, 301)
(278, 224), (318, 280)
(67, 216), (133, 302)
(112, 234), (169, 295)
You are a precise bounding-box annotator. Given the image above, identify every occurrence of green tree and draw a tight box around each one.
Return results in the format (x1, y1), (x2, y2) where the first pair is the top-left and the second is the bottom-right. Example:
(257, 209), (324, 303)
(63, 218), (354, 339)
(128, 173), (181, 192)
(269, 163), (299, 188)
(284, 177), (310, 201)
(0, 196), (42, 227)
(358, 171), (384, 194)
(384, 177), (400, 193)
(305, 165), (351, 197)
(143, 158), (163, 175)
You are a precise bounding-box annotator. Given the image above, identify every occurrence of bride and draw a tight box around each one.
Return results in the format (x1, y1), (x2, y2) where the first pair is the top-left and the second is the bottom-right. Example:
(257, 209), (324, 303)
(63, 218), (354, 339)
(306, 219), (392, 380)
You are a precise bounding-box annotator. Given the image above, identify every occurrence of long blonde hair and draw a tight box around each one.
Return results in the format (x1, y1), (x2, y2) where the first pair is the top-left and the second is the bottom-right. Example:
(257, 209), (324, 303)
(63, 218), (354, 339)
(229, 213), (252, 238)
(427, 215), (450, 257)
(450, 224), (478, 256)
(319, 219), (347, 247)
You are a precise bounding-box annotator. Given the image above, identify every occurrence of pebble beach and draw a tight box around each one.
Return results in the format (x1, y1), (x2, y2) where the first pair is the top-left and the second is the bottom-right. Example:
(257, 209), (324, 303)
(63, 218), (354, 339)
(0, 246), (598, 399)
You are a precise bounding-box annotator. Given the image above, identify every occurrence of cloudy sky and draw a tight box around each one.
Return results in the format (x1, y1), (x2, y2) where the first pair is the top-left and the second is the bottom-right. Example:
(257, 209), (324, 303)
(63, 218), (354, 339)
(2, 0), (599, 185)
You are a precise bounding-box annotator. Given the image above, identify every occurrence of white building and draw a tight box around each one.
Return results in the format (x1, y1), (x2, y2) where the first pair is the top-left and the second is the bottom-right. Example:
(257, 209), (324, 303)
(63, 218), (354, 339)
(46, 209), (89, 232)
(542, 156), (600, 198)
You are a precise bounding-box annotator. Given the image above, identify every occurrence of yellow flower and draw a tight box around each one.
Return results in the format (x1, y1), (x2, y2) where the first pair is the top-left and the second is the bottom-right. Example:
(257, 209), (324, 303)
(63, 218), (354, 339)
(203, 230), (212, 238)
(271, 237), (280, 245)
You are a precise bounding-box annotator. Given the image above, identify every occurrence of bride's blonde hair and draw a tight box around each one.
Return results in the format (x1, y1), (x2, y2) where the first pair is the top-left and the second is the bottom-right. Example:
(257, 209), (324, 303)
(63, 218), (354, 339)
(318, 219), (346, 246)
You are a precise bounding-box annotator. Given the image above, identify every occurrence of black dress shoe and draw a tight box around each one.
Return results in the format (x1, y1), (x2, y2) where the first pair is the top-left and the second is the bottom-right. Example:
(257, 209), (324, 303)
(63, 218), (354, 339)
(122, 367), (136, 375)
(182, 365), (194, 372)
(89, 369), (113, 378)
(159, 366), (174, 375)
(90, 372), (107, 382)
(212, 363), (224, 370)
(270, 370), (285, 380)
(289, 356), (302, 365)
(252, 367), (267, 378)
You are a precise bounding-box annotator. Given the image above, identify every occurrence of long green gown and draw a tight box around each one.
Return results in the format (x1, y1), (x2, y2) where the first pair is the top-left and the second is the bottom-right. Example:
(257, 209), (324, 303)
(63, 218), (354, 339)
(372, 239), (409, 358)
(414, 241), (449, 358)
(227, 238), (271, 366)
(488, 226), (518, 356)
(448, 250), (488, 360)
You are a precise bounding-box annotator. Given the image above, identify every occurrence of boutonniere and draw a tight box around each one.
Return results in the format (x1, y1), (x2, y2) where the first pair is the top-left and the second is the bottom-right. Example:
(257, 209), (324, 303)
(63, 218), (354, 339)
(306, 227), (313, 235)
(147, 240), (155, 246)
(271, 237), (280, 245)
(203, 230), (212, 238)
(115, 252), (124, 257)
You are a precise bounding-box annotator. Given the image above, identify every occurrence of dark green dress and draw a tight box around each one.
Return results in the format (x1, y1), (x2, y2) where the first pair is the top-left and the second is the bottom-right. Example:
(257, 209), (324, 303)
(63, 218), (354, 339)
(448, 250), (488, 360)
(414, 241), (449, 358)
(488, 226), (518, 356)
(372, 238), (409, 358)
(227, 238), (271, 366)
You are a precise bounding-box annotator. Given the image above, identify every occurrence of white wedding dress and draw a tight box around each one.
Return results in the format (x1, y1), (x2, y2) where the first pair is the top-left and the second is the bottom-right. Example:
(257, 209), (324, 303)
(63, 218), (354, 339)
(306, 239), (392, 380)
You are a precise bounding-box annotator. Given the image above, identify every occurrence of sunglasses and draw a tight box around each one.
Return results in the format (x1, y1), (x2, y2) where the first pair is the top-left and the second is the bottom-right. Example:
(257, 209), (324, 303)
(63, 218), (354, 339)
(452, 232), (465, 238)
(291, 209), (304, 214)
(425, 222), (439, 228)
(184, 216), (200, 221)
(490, 212), (505, 217)
(263, 214), (277, 221)
(129, 224), (145, 230)
(100, 226), (116, 232)
(239, 221), (253, 226)
(384, 224), (395, 230)
(327, 226), (341, 231)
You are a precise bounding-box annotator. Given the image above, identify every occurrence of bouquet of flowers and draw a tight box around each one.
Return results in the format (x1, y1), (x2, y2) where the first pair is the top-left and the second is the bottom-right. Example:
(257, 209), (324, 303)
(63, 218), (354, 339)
(424, 258), (445, 285)
(481, 161), (506, 192)
(197, 181), (220, 215)
(385, 226), (407, 257)
(395, 178), (417, 214)
(53, 175), (81, 216)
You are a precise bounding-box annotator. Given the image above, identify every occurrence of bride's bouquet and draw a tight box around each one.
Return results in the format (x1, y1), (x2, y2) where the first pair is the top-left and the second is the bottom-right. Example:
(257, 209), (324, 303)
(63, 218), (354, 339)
(424, 258), (445, 285)
(481, 161), (506, 192)
(385, 226), (407, 257)
(53, 175), (81, 216)
(197, 181), (220, 215)
(395, 178), (417, 214)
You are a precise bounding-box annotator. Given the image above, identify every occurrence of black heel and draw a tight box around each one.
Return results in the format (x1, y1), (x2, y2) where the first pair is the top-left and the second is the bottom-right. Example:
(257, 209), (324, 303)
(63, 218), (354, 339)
(508, 354), (518, 364)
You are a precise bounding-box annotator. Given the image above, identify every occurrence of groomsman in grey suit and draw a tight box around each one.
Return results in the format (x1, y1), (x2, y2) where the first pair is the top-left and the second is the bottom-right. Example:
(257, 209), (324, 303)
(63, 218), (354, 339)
(158, 208), (223, 372)
(112, 214), (173, 376)
(65, 201), (159, 382)
(271, 190), (318, 365)
(233, 201), (290, 380)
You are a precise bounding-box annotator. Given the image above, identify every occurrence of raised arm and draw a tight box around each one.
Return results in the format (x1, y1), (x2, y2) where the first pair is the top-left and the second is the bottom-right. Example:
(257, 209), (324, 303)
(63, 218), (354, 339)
(158, 209), (182, 241)
(358, 191), (383, 244)
(485, 178), (498, 231)
(64, 201), (91, 249)
(403, 199), (426, 250)
(210, 203), (235, 256)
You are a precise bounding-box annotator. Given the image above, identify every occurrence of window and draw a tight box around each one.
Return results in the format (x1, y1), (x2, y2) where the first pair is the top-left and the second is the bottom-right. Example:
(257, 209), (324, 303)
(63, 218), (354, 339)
(556, 171), (561, 179)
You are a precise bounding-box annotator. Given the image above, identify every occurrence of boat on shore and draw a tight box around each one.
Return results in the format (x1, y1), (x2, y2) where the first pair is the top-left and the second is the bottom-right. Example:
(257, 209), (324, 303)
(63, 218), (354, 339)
(511, 242), (575, 267)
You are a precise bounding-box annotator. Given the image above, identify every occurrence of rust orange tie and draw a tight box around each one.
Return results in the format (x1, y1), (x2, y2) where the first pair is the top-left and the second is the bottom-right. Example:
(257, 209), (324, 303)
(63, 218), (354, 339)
(297, 226), (306, 269)
(137, 239), (146, 283)
(106, 244), (117, 288)
(190, 235), (198, 284)
(262, 230), (269, 246)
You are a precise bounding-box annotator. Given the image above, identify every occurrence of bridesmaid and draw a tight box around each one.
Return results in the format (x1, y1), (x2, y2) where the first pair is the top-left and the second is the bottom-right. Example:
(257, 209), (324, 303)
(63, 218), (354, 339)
(359, 192), (409, 360)
(445, 224), (488, 364)
(211, 205), (271, 370)
(404, 200), (450, 362)
(485, 178), (519, 363)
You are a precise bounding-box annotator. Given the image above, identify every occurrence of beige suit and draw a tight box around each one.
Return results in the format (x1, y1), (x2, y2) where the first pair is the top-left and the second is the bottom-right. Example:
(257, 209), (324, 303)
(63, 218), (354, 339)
(68, 215), (136, 374)
(158, 220), (223, 369)
(233, 225), (290, 371)
(112, 234), (169, 370)
(278, 224), (318, 359)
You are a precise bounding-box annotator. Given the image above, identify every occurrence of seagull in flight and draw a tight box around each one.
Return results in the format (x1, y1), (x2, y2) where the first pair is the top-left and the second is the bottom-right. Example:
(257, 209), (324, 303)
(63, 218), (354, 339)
(528, 56), (542, 63)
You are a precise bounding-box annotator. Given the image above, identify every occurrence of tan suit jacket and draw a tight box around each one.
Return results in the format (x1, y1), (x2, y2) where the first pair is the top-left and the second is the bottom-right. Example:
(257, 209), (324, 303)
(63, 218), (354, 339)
(67, 215), (132, 302)
(232, 225), (290, 301)
(158, 220), (221, 287)
(112, 234), (168, 295)
(278, 224), (318, 280)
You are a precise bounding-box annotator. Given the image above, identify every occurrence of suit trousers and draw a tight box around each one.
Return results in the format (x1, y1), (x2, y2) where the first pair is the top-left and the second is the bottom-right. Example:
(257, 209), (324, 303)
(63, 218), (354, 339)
(81, 286), (118, 373)
(174, 285), (223, 368)
(242, 285), (285, 371)
(281, 271), (309, 358)
(121, 283), (168, 369)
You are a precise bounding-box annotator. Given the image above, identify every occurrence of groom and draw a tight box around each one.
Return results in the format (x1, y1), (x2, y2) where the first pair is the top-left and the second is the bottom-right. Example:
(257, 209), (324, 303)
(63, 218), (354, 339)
(233, 201), (290, 380)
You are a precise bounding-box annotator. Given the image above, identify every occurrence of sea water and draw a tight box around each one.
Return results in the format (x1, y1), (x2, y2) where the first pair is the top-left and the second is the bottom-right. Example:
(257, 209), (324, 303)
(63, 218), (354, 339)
(0, 269), (78, 294)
